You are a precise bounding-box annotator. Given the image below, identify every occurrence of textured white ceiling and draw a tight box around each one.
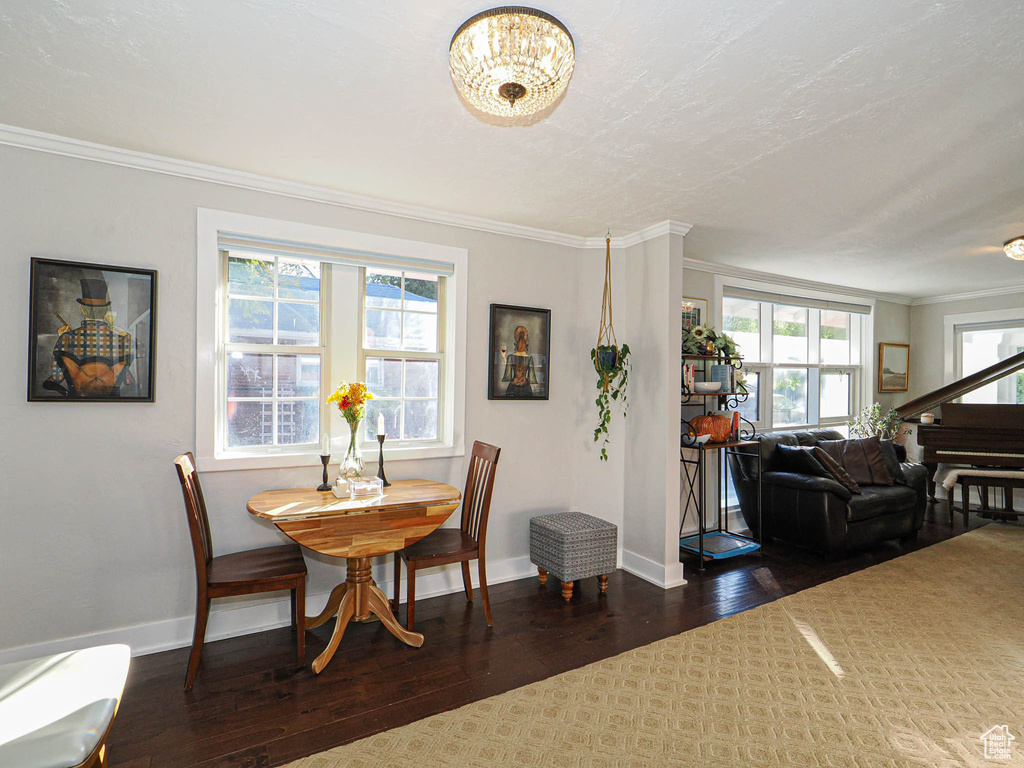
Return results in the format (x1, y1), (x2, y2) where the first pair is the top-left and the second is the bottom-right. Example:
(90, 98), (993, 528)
(2, 0), (1023, 297)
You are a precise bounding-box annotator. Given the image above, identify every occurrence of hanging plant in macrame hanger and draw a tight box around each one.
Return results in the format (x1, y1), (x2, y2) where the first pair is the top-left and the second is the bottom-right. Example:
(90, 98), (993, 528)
(591, 231), (631, 461)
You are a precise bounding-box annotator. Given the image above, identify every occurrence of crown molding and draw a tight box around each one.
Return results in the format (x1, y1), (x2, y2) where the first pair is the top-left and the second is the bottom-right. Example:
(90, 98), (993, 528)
(578, 220), (694, 250)
(0, 123), (628, 249)
(683, 256), (915, 306)
(910, 284), (1024, 306)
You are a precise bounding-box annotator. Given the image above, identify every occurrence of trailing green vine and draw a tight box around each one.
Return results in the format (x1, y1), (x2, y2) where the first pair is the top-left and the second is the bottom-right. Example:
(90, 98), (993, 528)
(591, 343), (630, 461)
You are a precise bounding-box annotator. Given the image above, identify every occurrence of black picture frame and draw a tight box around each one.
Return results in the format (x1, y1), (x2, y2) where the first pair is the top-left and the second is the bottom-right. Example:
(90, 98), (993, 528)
(28, 257), (158, 402)
(487, 303), (551, 400)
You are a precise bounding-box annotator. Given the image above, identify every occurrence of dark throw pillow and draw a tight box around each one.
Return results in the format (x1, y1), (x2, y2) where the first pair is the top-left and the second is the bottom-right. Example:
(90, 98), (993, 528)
(810, 446), (862, 495)
(777, 444), (831, 478)
(817, 436), (894, 486)
(878, 440), (907, 485)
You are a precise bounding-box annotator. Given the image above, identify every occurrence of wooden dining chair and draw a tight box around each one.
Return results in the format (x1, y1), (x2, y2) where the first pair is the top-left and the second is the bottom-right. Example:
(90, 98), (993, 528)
(392, 441), (501, 631)
(174, 452), (308, 691)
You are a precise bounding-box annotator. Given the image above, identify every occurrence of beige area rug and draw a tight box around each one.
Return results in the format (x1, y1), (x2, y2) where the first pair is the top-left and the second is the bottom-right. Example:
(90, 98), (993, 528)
(287, 526), (1024, 767)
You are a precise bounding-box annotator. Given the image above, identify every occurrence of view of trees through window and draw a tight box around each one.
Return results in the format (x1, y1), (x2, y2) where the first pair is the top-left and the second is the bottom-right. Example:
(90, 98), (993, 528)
(223, 254), (322, 449)
(722, 297), (862, 431)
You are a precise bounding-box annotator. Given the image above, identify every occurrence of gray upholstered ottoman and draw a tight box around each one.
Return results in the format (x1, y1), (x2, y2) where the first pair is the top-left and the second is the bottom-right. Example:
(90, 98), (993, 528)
(530, 512), (617, 601)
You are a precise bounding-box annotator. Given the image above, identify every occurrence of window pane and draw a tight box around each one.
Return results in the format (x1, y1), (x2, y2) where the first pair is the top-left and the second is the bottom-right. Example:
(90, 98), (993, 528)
(365, 357), (402, 397)
(277, 400), (319, 445)
(723, 298), (760, 363)
(277, 354), (320, 398)
(820, 311), (850, 365)
(405, 274), (439, 313)
(365, 309), (402, 349)
(773, 305), (808, 363)
(365, 271), (402, 309)
(278, 259), (320, 302)
(960, 329), (1024, 404)
(228, 298), (273, 344)
(365, 398), (400, 441)
(820, 372), (851, 419)
(227, 401), (273, 447)
(403, 312), (438, 353)
(227, 353), (273, 398)
(228, 256), (273, 297)
(277, 302), (319, 346)
(405, 360), (439, 398)
(735, 370), (760, 424)
(773, 368), (808, 427)
(403, 399), (438, 440)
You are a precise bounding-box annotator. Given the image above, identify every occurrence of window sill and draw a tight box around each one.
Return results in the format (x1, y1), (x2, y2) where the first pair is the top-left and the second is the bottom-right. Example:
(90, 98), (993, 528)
(198, 442), (465, 473)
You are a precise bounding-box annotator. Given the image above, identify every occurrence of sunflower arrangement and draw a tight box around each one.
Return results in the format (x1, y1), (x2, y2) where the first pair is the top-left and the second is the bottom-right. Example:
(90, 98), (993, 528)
(681, 324), (740, 360)
(327, 381), (375, 425)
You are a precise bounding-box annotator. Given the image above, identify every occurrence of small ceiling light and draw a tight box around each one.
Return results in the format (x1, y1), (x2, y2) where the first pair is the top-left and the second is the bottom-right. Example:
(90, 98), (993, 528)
(1004, 237), (1024, 261)
(681, 300), (695, 312)
(449, 7), (575, 118)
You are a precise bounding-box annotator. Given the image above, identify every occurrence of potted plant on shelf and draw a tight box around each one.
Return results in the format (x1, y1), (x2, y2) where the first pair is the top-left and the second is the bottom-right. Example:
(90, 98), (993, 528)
(681, 324), (740, 361)
(590, 232), (631, 461)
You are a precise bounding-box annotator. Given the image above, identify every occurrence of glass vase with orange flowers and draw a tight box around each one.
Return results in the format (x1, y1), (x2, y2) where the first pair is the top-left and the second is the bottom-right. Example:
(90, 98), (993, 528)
(327, 381), (375, 479)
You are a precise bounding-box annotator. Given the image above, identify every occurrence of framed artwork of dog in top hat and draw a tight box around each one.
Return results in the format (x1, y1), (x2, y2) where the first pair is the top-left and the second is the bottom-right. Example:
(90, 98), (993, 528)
(28, 258), (157, 402)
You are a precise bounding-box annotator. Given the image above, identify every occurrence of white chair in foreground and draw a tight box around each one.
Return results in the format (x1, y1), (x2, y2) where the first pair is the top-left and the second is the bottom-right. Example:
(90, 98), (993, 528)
(0, 643), (131, 768)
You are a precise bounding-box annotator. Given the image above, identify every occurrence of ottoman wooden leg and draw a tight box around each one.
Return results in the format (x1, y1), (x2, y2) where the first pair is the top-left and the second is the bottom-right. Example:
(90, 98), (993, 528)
(598, 574), (608, 594)
(538, 567), (547, 585)
(561, 581), (573, 602)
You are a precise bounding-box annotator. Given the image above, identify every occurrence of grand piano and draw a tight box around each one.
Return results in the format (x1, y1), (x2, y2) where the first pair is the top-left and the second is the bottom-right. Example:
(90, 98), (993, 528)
(897, 349), (1024, 499)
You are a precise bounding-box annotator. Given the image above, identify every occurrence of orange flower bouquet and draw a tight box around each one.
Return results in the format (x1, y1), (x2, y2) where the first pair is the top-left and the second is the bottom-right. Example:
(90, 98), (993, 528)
(327, 381), (375, 477)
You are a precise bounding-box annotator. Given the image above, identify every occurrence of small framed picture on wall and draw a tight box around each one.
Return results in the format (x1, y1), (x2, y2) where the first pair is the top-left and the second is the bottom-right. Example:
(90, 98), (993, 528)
(681, 297), (707, 330)
(487, 303), (551, 400)
(28, 258), (157, 402)
(878, 342), (910, 392)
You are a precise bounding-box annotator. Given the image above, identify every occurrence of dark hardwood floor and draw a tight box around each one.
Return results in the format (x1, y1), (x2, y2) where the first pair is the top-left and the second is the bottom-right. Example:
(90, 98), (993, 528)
(108, 503), (979, 768)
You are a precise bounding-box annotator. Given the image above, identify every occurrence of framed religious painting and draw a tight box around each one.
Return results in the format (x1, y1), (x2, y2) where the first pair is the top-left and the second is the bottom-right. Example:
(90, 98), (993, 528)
(487, 303), (551, 400)
(28, 258), (158, 402)
(878, 342), (910, 393)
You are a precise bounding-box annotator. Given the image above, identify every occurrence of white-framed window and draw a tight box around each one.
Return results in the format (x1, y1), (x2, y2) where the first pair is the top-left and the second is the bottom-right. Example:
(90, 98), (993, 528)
(196, 209), (467, 471)
(360, 268), (445, 442)
(721, 293), (867, 433)
(222, 252), (325, 451)
(950, 313), (1024, 404)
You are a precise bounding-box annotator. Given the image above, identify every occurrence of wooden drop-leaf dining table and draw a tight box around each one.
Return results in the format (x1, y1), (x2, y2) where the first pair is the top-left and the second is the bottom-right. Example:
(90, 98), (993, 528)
(246, 479), (461, 673)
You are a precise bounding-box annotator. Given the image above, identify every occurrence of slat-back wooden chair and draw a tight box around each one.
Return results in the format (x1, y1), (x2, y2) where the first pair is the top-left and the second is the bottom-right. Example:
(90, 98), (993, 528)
(392, 441), (501, 631)
(174, 452), (307, 690)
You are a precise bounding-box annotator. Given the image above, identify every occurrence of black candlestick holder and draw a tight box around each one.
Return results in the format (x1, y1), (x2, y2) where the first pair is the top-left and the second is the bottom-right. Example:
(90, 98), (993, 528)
(376, 435), (391, 487)
(317, 454), (332, 491)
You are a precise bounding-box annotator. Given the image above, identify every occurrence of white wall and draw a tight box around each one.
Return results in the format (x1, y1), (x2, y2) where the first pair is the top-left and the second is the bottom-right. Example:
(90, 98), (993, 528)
(620, 233), (685, 587)
(909, 292), (1024, 403)
(0, 144), (629, 659)
(874, 300), (912, 413)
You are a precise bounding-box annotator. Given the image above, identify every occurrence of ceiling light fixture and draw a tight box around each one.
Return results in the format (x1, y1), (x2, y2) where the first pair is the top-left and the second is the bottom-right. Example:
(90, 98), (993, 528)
(449, 7), (575, 118)
(1004, 237), (1024, 261)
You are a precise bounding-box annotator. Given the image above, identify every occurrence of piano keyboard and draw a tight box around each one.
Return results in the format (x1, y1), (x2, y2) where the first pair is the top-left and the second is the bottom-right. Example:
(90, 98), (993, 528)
(937, 450), (1024, 459)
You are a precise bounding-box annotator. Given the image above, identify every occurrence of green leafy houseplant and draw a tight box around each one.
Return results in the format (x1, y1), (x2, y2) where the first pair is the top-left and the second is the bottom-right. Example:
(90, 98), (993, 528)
(681, 324), (740, 361)
(591, 343), (630, 461)
(848, 403), (910, 442)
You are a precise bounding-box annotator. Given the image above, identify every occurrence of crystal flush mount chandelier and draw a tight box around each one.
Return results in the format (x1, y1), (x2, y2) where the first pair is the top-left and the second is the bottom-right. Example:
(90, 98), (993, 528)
(1004, 237), (1024, 261)
(449, 6), (575, 119)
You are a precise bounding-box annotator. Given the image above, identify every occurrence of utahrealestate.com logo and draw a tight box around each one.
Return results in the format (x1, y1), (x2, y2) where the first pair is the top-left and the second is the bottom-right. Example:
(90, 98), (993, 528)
(980, 726), (1015, 760)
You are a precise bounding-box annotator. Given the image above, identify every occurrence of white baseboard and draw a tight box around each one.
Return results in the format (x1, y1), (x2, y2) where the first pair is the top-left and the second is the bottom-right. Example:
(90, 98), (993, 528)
(621, 548), (687, 589)
(0, 556), (538, 666)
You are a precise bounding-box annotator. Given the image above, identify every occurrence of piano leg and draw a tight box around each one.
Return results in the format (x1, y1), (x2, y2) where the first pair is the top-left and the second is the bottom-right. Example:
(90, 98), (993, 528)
(924, 462), (938, 502)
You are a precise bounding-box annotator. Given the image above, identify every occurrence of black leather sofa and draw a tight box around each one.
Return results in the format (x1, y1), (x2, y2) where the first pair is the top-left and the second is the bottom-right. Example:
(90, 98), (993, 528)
(727, 429), (928, 556)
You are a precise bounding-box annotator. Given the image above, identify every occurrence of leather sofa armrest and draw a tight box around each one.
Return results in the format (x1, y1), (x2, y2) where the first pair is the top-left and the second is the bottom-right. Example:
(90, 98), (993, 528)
(762, 471), (853, 501)
(901, 462), (929, 501)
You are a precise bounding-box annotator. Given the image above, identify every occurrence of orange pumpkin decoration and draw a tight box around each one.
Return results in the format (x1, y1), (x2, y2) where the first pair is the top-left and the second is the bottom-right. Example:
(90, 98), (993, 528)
(689, 414), (732, 443)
